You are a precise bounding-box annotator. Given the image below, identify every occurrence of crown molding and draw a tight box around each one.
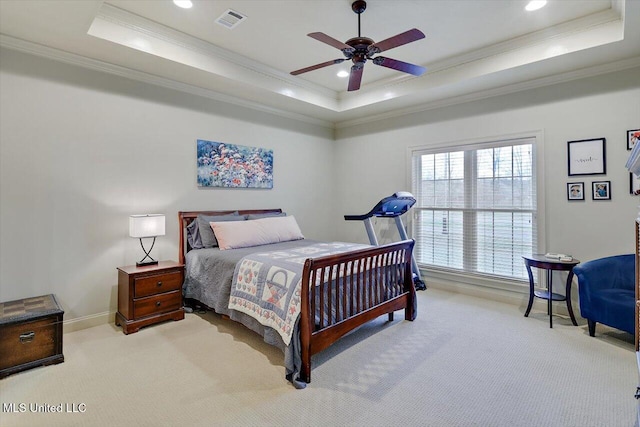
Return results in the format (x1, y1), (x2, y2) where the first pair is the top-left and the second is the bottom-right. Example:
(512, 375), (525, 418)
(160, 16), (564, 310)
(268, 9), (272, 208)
(0, 34), (334, 130)
(2, 15), (637, 134)
(340, 8), (622, 95)
(3, 33), (636, 133)
(94, 4), (337, 100)
(95, 3), (623, 110)
(335, 56), (640, 130)
(430, 8), (620, 74)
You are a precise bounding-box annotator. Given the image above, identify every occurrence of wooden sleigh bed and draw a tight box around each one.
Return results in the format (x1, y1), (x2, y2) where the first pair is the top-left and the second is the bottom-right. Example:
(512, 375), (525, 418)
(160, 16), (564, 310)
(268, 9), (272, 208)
(178, 209), (417, 385)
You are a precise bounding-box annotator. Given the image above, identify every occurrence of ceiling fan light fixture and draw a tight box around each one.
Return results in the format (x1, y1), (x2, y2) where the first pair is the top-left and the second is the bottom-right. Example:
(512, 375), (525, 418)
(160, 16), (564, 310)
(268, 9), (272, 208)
(290, 0), (426, 91)
(173, 0), (193, 9)
(525, 1), (547, 12)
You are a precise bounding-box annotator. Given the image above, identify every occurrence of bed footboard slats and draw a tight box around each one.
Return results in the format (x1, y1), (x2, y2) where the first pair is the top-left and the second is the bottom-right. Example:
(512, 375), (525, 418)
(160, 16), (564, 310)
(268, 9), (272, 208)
(299, 240), (416, 383)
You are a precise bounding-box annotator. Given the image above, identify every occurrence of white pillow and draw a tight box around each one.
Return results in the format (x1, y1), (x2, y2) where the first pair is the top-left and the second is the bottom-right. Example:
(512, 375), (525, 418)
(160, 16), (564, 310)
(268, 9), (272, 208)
(211, 215), (304, 250)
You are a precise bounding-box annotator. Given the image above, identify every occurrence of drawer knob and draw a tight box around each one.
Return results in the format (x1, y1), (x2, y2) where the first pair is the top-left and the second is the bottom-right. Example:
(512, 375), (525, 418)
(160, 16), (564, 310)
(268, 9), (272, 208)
(156, 301), (161, 307)
(19, 331), (35, 343)
(157, 281), (163, 287)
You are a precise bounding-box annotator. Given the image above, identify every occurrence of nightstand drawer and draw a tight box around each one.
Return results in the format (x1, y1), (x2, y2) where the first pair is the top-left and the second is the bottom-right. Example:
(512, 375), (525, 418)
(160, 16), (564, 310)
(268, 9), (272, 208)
(134, 291), (182, 319)
(134, 271), (182, 298)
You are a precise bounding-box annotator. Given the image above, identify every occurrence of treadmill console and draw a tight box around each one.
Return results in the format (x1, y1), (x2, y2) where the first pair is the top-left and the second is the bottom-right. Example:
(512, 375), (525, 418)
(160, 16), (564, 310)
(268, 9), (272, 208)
(344, 192), (417, 220)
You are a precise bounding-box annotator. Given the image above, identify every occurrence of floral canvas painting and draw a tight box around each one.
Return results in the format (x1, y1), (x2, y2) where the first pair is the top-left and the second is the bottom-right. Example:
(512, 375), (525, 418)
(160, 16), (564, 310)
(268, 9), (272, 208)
(197, 140), (273, 188)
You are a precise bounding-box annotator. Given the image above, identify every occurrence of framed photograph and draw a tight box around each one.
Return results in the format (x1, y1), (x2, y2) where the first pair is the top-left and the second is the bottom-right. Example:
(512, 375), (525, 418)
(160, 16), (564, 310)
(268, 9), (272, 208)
(592, 181), (611, 201)
(196, 139), (273, 188)
(628, 129), (640, 151)
(567, 182), (584, 201)
(631, 173), (640, 195)
(567, 138), (606, 176)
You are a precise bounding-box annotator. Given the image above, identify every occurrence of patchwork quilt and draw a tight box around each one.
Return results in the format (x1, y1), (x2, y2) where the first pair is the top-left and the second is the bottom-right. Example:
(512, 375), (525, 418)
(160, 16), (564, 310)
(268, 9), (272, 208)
(228, 241), (369, 345)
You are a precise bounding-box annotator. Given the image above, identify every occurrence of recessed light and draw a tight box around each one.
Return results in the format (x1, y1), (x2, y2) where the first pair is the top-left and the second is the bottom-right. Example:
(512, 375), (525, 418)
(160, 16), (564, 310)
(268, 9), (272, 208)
(131, 38), (151, 52)
(337, 70), (349, 78)
(525, 1), (547, 11)
(546, 45), (568, 57)
(173, 0), (193, 9)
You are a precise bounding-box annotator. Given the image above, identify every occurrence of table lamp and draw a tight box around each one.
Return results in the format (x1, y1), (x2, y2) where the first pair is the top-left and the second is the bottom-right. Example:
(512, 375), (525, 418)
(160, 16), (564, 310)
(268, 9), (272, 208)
(129, 214), (165, 266)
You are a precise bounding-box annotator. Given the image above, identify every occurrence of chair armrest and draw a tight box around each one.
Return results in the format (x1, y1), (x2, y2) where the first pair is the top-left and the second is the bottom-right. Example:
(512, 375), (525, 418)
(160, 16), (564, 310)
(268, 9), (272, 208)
(574, 254), (634, 292)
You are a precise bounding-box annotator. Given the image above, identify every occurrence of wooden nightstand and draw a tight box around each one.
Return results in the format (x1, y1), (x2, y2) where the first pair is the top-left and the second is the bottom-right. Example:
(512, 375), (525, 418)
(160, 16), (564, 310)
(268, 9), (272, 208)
(116, 261), (184, 334)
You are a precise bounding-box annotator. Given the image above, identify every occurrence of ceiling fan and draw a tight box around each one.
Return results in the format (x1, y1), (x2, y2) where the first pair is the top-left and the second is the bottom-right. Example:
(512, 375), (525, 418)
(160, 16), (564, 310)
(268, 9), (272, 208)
(290, 0), (426, 91)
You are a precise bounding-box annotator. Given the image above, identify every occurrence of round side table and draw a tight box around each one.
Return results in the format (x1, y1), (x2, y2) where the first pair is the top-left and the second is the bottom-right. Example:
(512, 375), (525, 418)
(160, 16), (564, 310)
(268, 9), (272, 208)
(522, 255), (580, 328)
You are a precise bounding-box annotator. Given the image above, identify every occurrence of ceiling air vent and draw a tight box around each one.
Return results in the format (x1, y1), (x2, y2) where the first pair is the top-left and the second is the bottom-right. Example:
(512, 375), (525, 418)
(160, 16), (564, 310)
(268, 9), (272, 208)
(215, 9), (247, 29)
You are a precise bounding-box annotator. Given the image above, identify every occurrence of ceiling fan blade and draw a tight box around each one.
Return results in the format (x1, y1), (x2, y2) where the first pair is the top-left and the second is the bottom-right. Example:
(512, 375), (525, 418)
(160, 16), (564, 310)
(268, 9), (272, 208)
(347, 65), (364, 91)
(369, 28), (425, 54)
(290, 59), (345, 75)
(308, 32), (354, 52)
(373, 56), (426, 76)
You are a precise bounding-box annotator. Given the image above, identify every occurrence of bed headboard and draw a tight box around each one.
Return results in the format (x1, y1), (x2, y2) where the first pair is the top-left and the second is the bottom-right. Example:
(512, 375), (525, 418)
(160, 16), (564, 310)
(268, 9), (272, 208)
(178, 209), (282, 264)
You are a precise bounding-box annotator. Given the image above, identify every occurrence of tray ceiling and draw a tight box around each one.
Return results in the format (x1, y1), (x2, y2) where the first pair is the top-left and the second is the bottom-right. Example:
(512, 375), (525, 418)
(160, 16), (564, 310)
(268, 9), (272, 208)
(1, 0), (639, 128)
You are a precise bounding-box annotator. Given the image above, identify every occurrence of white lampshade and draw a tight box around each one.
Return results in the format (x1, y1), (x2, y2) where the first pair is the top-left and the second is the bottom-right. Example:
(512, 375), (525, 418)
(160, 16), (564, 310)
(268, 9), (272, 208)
(129, 214), (165, 238)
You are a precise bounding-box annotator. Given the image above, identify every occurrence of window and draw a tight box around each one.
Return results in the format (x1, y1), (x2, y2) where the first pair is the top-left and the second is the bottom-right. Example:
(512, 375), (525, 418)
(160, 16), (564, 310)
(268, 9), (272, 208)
(410, 137), (537, 281)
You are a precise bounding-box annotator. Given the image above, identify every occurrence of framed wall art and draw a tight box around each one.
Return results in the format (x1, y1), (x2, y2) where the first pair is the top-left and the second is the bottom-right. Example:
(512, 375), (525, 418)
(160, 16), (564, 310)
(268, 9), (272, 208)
(631, 173), (640, 195)
(567, 138), (606, 176)
(567, 182), (584, 201)
(628, 129), (640, 151)
(196, 139), (273, 189)
(592, 181), (611, 201)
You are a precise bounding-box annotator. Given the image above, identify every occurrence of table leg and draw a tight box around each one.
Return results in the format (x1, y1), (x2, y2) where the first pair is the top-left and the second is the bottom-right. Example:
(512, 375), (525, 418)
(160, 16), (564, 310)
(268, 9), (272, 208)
(565, 269), (578, 326)
(524, 262), (535, 317)
(548, 270), (553, 328)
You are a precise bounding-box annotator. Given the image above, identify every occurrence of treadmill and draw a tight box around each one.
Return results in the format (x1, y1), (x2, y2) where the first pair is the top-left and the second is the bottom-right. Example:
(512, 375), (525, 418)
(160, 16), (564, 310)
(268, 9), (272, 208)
(345, 191), (426, 290)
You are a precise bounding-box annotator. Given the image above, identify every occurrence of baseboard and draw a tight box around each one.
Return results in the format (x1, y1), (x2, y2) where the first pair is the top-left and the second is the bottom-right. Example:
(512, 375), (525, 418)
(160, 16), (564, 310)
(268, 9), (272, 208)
(425, 275), (578, 319)
(63, 311), (114, 333)
(426, 277), (527, 307)
(60, 277), (581, 333)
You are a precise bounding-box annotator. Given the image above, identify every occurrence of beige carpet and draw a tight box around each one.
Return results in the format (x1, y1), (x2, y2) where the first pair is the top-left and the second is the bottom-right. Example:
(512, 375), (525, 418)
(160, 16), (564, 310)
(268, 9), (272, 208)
(0, 288), (636, 427)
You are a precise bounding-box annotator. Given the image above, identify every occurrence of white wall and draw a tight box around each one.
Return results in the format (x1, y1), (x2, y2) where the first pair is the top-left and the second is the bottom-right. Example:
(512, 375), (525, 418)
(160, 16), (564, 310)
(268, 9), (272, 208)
(0, 48), (334, 322)
(333, 66), (640, 274)
(2, 45), (639, 324)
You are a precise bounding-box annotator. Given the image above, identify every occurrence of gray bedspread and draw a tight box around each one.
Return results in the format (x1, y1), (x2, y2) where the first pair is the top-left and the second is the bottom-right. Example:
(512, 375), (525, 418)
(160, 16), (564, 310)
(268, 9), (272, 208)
(229, 241), (370, 346)
(182, 239), (323, 388)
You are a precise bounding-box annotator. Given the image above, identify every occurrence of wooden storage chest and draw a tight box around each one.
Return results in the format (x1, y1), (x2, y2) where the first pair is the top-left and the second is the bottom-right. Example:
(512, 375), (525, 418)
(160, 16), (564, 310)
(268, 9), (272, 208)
(0, 294), (64, 379)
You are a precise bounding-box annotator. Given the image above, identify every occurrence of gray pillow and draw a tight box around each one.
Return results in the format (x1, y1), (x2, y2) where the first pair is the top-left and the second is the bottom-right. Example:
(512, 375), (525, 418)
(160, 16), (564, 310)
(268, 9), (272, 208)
(196, 212), (244, 248)
(246, 212), (286, 220)
(186, 219), (203, 249)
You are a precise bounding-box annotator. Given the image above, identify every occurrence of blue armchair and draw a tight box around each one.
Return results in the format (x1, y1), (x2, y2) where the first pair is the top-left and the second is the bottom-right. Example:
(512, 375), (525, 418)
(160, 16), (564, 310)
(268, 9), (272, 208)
(573, 254), (635, 336)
